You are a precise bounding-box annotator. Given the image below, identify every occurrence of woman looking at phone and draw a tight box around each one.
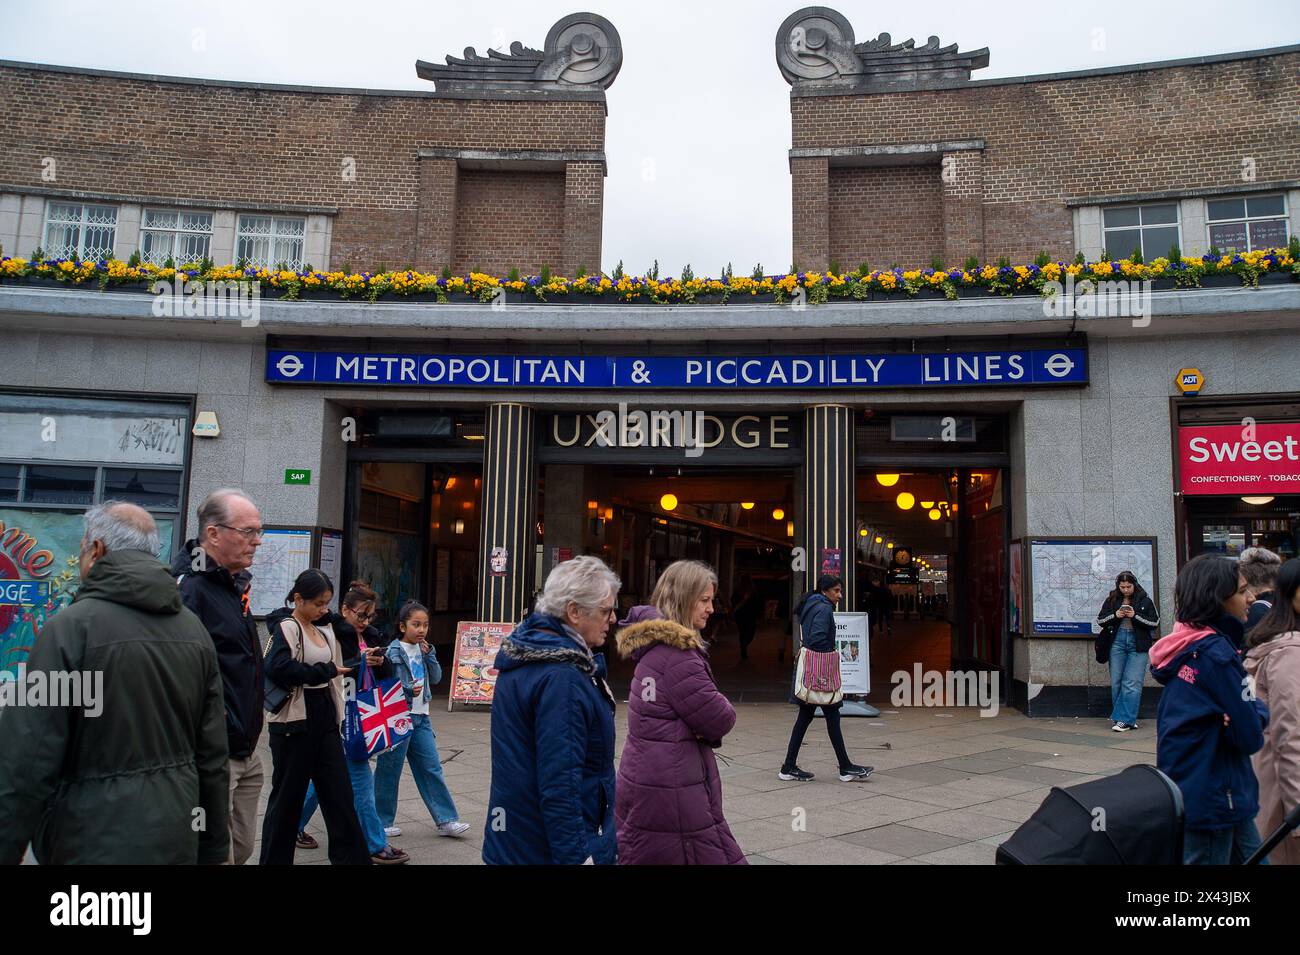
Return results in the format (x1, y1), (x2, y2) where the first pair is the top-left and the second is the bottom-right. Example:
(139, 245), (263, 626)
(1095, 570), (1161, 732)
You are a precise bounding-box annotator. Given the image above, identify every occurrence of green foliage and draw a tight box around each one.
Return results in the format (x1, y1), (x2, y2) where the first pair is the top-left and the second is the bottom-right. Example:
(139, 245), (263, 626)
(1208, 246), (1222, 260)
(612, 259), (624, 281)
(751, 263), (764, 280)
(1289, 235), (1300, 259)
(857, 261), (870, 276)
(507, 266), (520, 283)
(1129, 246), (1143, 265)
(127, 250), (142, 268)
(931, 255), (945, 271)
(1073, 251), (1086, 265)
(647, 259), (660, 280)
(200, 256), (214, 273)
(964, 255), (981, 272)
(1033, 250), (1051, 267)
(1167, 243), (1181, 263)
(829, 259), (841, 276)
(576, 263), (587, 278)
(680, 263), (694, 282)
(540, 264), (552, 284)
(164, 256), (176, 269)
(996, 256), (1011, 269)
(441, 266), (452, 280)
(31, 246), (44, 263)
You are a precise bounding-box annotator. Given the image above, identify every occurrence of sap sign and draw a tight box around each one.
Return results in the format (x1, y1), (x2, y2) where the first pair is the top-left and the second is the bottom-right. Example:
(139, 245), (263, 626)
(266, 348), (1088, 391)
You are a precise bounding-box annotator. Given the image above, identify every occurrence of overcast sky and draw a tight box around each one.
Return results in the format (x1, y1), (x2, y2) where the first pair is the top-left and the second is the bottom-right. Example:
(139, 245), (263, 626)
(4, 1), (1296, 276)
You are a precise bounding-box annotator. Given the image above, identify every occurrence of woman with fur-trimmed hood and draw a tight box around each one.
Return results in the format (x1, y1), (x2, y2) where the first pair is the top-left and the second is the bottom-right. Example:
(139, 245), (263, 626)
(614, 560), (746, 865)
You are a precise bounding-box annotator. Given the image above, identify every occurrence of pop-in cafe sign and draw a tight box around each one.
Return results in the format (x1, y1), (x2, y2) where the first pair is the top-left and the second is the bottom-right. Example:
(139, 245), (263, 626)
(1179, 422), (1300, 495)
(266, 348), (1088, 390)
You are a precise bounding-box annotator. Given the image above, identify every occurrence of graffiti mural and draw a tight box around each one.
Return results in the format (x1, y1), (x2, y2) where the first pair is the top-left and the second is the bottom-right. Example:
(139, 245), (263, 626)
(0, 509), (86, 678)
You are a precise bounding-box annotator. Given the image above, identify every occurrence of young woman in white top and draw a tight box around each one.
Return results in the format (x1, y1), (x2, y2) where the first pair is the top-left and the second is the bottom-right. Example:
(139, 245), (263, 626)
(259, 569), (371, 864)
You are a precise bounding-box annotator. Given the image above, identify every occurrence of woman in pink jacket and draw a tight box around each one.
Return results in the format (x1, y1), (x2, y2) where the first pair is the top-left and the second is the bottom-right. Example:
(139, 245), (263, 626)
(1245, 557), (1300, 865)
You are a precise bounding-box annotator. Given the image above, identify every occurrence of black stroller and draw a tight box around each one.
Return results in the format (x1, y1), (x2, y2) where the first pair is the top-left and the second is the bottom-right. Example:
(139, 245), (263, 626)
(996, 764), (1300, 865)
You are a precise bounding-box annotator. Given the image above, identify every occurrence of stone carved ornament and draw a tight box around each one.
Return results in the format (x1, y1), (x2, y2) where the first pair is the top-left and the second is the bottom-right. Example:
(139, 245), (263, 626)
(417, 12), (623, 91)
(775, 6), (989, 88)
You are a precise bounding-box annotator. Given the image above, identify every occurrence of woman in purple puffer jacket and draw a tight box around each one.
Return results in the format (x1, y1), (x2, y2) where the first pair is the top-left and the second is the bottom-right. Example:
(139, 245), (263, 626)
(614, 560), (746, 865)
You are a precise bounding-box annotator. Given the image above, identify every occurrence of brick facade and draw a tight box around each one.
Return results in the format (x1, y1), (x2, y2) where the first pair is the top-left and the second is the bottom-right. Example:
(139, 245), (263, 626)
(827, 165), (943, 271)
(790, 51), (1300, 270)
(452, 168), (566, 276)
(0, 63), (607, 274)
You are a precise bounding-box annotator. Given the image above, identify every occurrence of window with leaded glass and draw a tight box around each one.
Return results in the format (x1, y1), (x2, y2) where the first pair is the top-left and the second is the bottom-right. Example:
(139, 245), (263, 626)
(235, 215), (306, 270)
(140, 209), (213, 265)
(42, 202), (118, 261)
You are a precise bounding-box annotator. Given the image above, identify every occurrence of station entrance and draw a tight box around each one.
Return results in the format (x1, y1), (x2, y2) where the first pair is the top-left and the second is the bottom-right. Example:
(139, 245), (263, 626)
(343, 404), (1013, 703)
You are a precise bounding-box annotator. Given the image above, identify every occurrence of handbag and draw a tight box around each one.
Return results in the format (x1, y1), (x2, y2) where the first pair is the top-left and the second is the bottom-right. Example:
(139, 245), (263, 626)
(263, 617), (301, 715)
(341, 646), (412, 760)
(794, 646), (843, 706)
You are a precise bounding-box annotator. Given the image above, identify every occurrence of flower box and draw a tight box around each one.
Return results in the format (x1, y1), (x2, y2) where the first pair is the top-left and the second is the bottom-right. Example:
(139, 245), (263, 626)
(1257, 272), (1292, 286)
(1148, 277), (1177, 291)
(727, 292), (776, 304)
(1197, 273), (1243, 288)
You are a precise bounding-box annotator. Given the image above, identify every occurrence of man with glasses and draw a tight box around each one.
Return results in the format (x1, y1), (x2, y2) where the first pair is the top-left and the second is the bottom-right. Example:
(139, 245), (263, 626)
(170, 488), (265, 864)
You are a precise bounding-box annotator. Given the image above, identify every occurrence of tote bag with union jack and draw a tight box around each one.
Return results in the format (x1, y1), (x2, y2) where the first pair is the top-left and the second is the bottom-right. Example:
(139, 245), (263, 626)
(342, 658), (412, 760)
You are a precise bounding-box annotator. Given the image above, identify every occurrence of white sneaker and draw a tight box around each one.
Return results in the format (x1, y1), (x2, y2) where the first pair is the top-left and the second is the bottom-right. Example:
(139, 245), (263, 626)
(384, 825), (402, 837)
(437, 820), (470, 837)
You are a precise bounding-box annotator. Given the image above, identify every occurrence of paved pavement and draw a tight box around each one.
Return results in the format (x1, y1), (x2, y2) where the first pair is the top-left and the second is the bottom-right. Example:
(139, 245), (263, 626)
(283, 702), (1158, 865)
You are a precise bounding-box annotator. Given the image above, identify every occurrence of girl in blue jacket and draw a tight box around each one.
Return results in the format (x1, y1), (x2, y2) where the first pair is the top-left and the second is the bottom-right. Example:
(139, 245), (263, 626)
(1149, 555), (1270, 865)
(372, 601), (470, 839)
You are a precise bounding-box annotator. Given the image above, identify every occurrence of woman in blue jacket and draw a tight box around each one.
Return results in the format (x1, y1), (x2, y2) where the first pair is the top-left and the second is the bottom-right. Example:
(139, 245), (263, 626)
(1149, 554), (1270, 865)
(483, 556), (621, 865)
(779, 574), (872, 783)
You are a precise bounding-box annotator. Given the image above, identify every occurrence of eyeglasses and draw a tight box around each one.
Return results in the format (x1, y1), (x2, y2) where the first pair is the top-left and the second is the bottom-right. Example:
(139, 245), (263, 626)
(218, 524), (265, 541)
(594, 605), (617, 619)
(351, 609), (376, 622)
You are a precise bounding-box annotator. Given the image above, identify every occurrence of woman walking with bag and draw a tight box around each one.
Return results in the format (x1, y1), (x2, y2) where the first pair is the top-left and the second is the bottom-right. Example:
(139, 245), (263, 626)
(1095, 570), (1161, 732)
(615, 560), (746, 865)
(293, 580), (408, 863)
(259, 569), (371, 865)
(780, 575), (872, 782)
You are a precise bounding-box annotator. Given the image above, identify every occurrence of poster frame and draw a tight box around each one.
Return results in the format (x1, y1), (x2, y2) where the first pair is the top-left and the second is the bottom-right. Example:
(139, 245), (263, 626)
(1023, 536), (1160, 638)
(447, 619), (514, 711)
(248, 524), (316, 619)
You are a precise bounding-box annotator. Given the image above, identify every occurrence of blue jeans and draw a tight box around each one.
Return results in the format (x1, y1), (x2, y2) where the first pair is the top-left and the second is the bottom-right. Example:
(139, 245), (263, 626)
(1108, 628), (1147, 726)
(1184, 819), (1267, 865)
(299, 758), (387, 854)
(373, 714), (460, 827)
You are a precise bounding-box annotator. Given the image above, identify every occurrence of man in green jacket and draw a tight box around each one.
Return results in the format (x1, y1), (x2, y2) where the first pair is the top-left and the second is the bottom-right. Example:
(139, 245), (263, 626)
(0, 501), (230, 864)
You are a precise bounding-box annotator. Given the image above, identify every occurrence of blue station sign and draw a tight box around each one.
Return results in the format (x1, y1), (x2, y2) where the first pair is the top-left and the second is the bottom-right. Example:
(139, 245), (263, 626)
(267, 347), (1087, 390)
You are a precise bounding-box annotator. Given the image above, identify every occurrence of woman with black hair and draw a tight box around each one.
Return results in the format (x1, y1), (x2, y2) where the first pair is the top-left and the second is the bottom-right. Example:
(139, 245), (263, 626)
(1245, 558), (1300, 865)
(779, 575), (872, 782)
(1096, 570), (1161, 732)
(258, 569), (371, 865)
(1149, 554), (1270, 865)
